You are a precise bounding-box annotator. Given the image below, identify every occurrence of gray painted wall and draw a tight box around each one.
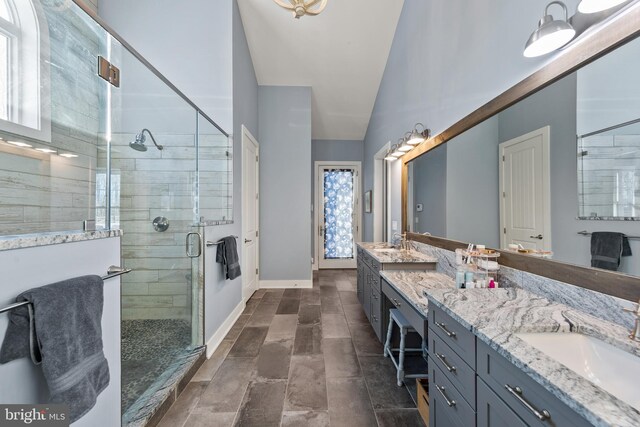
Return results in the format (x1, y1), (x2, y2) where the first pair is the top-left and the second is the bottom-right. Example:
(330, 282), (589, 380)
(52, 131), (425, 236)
(363, 0), (580, 242)
(446, 116), (500, 247)
(311, 139), (364, 261)
(202, 0), (258, 343)
(99, 0), (233, 131)
(259, 86), (312, 282)
(411, 143), (447, 237)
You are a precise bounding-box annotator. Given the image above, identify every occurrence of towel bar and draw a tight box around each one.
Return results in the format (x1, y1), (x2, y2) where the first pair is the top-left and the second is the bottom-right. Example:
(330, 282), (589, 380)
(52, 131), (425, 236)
(0, 265), (132, 314)
(577, 230), (640, 239)
(206, 236), (240, 247)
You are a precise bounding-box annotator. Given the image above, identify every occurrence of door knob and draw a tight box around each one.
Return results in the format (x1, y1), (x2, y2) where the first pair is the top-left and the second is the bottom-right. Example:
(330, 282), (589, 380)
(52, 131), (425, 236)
(530, 234), (543, 240)
(245, 238), (253, 243)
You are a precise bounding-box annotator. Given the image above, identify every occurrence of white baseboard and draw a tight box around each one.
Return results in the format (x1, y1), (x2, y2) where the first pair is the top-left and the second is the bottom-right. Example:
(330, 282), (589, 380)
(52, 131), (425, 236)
(259, 279), (313, 289)
(205, 300), (245, 359)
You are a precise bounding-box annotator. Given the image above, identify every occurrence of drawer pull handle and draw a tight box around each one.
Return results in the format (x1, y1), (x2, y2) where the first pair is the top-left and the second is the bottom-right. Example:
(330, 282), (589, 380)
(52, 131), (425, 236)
(435, 321), (457, 338)
(435, 352), (456, 373)
(373, 293), (378, 300)
(505, 384), (551, 421)
(435, 384), (456, 407)
(373, 315), (378, 322)
(392, 298), (402, 308)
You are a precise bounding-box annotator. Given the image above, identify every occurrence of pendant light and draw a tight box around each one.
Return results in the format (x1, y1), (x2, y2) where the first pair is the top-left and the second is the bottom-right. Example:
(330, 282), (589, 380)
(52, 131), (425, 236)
(524, 1), (576, 58)
(578, 0), (627, 14)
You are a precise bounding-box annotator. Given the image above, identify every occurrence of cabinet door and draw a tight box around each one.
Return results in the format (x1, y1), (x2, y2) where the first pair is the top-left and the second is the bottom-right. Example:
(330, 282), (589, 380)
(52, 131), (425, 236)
(477, 378), (527, 427)
(356, 262), (364, 304)
(363, 266), (371, 320)
(370, 287), (382, 341)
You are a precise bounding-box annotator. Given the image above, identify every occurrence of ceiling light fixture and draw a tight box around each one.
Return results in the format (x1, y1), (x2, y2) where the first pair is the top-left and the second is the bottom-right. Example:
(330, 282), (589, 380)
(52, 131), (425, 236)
(59, 153), (78, 158)
(35, 148), (57, 153)
(7, 141), (33, 148)
(272, 0), (328, 19)
(407, 123), (431, 145)
(578, 0), (627, 14)
(524, 1), (576, 58)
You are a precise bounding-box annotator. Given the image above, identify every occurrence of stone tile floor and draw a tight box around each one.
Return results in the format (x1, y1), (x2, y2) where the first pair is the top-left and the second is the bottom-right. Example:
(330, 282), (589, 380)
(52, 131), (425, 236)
(122, 319), (192, 412)
(157, 270), (427, 427)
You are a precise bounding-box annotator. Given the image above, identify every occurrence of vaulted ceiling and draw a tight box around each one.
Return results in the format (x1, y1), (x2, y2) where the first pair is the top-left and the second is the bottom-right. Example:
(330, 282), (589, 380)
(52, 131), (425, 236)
(237, 0), (405, 141)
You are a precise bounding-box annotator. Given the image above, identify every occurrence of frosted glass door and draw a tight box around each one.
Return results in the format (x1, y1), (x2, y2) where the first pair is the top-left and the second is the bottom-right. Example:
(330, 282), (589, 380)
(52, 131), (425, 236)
(318, 165), (360, 269)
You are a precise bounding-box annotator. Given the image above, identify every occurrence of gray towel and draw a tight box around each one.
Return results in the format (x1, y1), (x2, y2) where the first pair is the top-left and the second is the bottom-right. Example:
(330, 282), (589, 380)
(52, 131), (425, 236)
(216, 236), (242, 280)
(590, 232), (632, 271)
(0, 275), (110, 423)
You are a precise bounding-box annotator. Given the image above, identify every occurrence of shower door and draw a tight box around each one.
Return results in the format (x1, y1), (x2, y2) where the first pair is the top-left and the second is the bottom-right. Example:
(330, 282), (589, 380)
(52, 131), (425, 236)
(104, 37), (203, 415)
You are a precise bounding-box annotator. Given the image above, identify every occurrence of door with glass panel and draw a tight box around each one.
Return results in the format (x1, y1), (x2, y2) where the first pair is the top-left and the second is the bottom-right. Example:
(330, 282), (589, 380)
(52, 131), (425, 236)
(316, 162), (361, 269)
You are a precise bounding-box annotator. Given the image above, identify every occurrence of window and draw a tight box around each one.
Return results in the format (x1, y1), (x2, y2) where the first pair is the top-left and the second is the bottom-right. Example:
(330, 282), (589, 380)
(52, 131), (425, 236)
(0, 0), (50, 141)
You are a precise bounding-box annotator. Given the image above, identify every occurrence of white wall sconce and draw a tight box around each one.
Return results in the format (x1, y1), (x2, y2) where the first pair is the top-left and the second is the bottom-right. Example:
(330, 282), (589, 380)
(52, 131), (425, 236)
(524, 1), (576, 58)
(578, 0), (627, 13)
(407, 123), (431, 145)
(524, 0), (633, 57)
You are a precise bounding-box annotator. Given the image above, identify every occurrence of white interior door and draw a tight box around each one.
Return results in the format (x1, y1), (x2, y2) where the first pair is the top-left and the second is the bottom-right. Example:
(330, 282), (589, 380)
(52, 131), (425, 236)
(316, 162), (361, 269)
(500, 126), (551, 251)
(242, 125), (259, 301)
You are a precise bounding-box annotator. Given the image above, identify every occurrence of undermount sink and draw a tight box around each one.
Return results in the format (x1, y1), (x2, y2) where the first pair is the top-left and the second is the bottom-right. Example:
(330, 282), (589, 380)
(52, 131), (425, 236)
(373, 248), (399, 253)
(516, 332), (640, 411)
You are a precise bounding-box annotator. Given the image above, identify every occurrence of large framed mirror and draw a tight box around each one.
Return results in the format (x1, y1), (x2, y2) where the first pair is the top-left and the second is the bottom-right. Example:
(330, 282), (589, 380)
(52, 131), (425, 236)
(401, 3), (640, 302)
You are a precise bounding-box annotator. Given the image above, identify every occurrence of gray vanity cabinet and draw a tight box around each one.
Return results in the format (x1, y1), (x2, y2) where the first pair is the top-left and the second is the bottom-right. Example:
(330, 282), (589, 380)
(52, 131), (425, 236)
(427, 305), (591, 427)
(428, 305), (477, 427)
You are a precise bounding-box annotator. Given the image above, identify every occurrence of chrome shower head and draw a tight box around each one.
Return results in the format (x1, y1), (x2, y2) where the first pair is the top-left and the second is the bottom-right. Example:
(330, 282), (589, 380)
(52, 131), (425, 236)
(129, 133), (148, 152)
(129, 129), (163, 152)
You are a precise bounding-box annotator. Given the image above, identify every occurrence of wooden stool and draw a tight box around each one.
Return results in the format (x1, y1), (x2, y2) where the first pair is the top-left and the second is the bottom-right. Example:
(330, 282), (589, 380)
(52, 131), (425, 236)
(384, 309), (429, 386)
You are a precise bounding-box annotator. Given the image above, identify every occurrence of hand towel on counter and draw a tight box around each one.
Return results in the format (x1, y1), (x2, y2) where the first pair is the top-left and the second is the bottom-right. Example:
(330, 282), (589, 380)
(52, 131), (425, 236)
(216, 236), (242, 280)
(590, 232), (632, 271)
(0, 275), (109, 423)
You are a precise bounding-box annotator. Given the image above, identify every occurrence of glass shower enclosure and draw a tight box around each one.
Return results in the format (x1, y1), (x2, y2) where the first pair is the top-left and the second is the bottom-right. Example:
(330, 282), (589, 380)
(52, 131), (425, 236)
(0, 0), (232, 422)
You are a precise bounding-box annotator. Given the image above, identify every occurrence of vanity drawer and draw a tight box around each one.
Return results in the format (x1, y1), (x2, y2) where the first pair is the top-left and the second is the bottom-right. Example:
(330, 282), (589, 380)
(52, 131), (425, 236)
(477, 340), (590, 427)
(370, 287), (382, 341)
(429, 358), (476, 427)
(429, 331), (476, 408)
(382, 278), (427, 338)
(429, 305), (476, 368)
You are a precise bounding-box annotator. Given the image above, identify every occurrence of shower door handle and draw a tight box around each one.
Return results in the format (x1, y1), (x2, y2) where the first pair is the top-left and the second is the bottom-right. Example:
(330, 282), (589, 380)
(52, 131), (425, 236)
(186, 232), (202, 258)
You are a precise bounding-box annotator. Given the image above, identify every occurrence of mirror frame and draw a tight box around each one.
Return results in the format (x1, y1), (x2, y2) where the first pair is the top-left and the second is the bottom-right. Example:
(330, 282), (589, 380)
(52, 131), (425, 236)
(401, 5), (640, 302)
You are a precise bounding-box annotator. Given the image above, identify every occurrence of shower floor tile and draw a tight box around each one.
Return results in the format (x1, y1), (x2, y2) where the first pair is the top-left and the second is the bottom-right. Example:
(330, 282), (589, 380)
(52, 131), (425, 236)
(121, 319), (191, 413)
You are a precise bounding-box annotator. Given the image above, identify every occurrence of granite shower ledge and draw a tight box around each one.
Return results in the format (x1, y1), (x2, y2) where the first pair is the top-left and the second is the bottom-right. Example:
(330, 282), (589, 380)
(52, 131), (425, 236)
(423, 287), (640, 427)
(380, 271), (456, 313)
(357, 242), (438, 264)
(0, 229), (123, 251)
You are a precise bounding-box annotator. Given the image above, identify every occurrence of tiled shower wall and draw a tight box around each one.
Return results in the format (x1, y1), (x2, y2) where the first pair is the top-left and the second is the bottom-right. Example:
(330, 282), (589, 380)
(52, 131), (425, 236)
(0, 4), (104, 235)
(108, 132), (231, 320)
(412, 241), (636, 330)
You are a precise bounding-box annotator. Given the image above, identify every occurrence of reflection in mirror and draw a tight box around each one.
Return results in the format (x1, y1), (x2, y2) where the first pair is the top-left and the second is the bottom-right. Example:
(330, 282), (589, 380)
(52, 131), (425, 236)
(408, 34), (640, 277)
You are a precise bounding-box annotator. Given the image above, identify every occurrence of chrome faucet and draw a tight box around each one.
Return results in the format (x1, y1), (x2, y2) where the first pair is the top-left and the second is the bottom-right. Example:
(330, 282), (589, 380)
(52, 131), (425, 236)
(391, 232), (410, 250)
(623, 299), (640, 342)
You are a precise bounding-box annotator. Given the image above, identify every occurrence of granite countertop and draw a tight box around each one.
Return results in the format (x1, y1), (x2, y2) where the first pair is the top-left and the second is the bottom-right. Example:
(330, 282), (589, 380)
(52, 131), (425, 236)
(357, 242), (437, 264)
(423, 287), (640, 427)
(380, 271), (456, 313)
(0, 230), (122, 251)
